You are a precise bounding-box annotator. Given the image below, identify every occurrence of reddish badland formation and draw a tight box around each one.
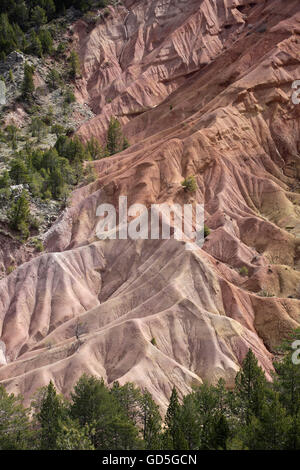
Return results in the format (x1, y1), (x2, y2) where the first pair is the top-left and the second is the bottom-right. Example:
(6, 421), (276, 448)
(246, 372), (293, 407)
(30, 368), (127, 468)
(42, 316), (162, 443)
(0, 0), (300, 409)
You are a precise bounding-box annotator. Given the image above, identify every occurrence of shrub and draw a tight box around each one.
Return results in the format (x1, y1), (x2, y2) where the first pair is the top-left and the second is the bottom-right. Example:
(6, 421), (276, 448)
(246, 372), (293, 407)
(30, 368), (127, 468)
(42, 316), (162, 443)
(239, 266), (249, 277)
(258, 290), (274, 298)
(6, 265), (15, 275)
(181, 175), (197, 192)
(30, 217), (41, 231)
(204, 224), (210, 238)
(32, 238), (44, 252)
(150, 337), (157, 346)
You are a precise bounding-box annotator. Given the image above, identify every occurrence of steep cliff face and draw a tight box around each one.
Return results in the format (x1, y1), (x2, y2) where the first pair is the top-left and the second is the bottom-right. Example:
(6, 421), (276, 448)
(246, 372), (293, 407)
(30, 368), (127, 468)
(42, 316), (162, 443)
(0, 0), (299, 409)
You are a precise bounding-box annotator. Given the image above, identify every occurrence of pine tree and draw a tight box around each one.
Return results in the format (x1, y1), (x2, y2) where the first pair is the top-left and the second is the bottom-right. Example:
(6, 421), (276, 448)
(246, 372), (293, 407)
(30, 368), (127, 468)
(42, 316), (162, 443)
(236, 393), (292, 450)
(111, 381), (142, 424)
(192, 380), (231, 450)
(30, 117), (47, 142)
(213, 414), (230, 450)
(8, 189), (31, 239)
(0, 385), (34, 450)
(44, 0), (56, 19)
(34, 381), (66, 450)
(70, 375), (142, 450)
(235, 349), (268, 425)
(28, 31), (43, 57)
(106, 116), (127, 156)
(9, 158), (29, 184)
(22, 63), (35, 100)
(177, 393), (200, 450)
(164, 386), (188, 450)
(140, 390), (162, 449)
(56, 417), (94, 450)
(0, 169), (10, 189)
(46, 69), (61, 90)
(69, 50), (81, 79)
(39, 29), (53, 55)
(31, 6), (47, 27)
(86, 136), (103, 160)
(5, 124), (18, 149)
(273, 329), (300, 449)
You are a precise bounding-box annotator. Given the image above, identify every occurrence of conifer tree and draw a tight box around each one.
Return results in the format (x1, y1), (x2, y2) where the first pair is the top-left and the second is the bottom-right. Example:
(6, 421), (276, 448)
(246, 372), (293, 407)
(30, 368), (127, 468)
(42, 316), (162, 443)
(70, 375), (142, 450)
(164, 386), (188, 450)
(8, 189), (31, 239)
(140, 390), (162, 449)
(31, 6), (47, 27)
(22, 63), (35, 100)
(0, 385), (34, 450)
(39, 29), (53, 55)
(56, 417), (94, 450)
(235, 349), (268, 425)
(34, 381), (66, 450)
(106, 116), (127, 156)
(69, 50), (81, 79)
(273, 329), (300, 449)
(9, 158), (29, 184)
(28, 31), (43, 57)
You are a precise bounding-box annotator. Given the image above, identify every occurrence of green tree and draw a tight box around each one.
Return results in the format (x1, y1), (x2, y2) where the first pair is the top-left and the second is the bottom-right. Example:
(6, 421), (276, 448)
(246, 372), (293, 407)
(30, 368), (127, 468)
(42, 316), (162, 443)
(39, 29), (53, 55)
(235, 349), (268, 425)
(5, 124), (18, 149)
(56, 417), (94, 450)
(235, 393), (292, 450)
(34, 381), (66, 450)
(106, 116), (127, 156)
(164, 387), (188, 450)
(44, 0), (56, 19)
(179, 393), (200, 450)
(9, 158), (29, 184)
(70, 375), (142, 450)
(28, 31), (43, 57)
(22, 63), (35, 100)
(30, 116), (47, 142)
(64, 87), (76, 105)
(140, 390), (162, 449)
(46, 68), (61, 90)
(192, 379), (231, 450)
(69, 50), (81, 79)
(111, 382), (143, 424)
(0, 169), (10, 188)
(0, 385), (34, 450)
(31, 6), (47, 27)
(273, 329), (300, 449)
(86, 136), (103, 160)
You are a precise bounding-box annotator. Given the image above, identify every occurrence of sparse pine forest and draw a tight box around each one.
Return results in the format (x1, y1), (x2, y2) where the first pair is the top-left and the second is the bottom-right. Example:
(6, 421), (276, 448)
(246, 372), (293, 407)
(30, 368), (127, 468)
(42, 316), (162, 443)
(1, 332), (300, 450)
(0, 1), (110, 61)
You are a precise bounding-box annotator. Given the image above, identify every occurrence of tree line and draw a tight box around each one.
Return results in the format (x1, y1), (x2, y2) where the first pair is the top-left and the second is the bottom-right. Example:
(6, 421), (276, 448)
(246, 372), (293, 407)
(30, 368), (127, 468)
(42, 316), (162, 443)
(1, 330), (300, 450)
